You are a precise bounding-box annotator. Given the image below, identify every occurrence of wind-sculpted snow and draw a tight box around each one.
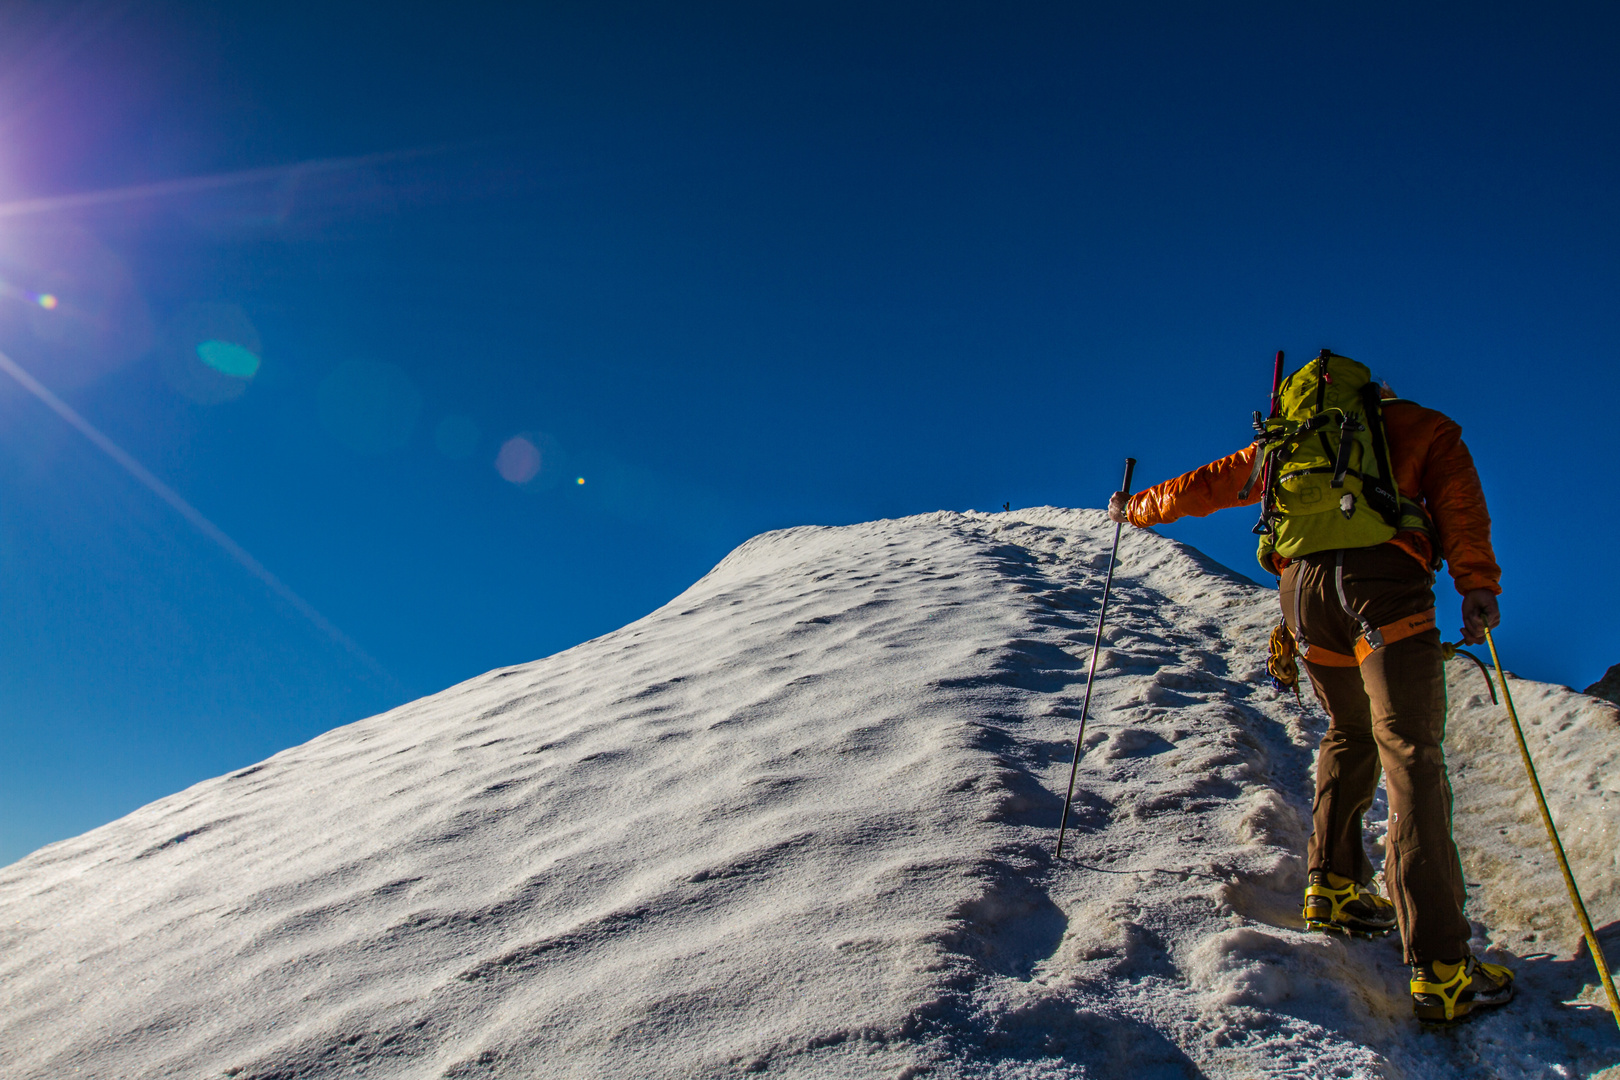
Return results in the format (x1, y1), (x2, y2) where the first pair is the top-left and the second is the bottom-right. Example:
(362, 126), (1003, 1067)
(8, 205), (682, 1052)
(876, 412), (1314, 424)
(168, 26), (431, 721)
(0, 509), (1616, 1078)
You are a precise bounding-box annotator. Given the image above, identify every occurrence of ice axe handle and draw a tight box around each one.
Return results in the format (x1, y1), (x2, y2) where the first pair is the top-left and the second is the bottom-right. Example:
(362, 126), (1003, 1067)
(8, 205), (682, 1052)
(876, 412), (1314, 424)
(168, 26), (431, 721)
(1119, 458), (1137, 498)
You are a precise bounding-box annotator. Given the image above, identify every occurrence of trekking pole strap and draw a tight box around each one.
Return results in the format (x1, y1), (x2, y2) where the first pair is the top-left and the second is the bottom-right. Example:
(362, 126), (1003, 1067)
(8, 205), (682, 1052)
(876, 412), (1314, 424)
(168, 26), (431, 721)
(1483, 628), (1620, 1032)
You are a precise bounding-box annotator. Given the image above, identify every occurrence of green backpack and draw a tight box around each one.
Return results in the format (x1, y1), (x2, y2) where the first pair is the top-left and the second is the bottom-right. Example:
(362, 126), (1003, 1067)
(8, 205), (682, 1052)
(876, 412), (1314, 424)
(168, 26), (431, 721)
(1242, 351), (1431, 573)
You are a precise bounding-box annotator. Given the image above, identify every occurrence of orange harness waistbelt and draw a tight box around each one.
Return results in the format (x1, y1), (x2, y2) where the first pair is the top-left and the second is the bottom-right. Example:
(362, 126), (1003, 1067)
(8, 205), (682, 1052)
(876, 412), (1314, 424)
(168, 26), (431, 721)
(1298, 608), (1436, 668)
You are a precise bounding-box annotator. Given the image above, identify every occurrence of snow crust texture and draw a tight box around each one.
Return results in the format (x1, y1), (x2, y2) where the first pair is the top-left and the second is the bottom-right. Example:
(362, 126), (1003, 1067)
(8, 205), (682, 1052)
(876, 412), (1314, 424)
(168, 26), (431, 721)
(2, 508), (1617, 1079)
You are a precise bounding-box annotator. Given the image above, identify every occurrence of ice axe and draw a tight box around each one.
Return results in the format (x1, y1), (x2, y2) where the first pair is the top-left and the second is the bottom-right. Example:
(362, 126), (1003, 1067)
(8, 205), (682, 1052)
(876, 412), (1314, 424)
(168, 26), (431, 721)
(1055, 456), (1135, 859)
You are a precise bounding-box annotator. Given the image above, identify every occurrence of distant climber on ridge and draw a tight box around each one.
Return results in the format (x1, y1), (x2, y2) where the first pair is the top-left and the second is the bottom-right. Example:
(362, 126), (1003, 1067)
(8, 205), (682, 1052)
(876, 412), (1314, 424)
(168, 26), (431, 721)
(1107, 350), (1513, 1023)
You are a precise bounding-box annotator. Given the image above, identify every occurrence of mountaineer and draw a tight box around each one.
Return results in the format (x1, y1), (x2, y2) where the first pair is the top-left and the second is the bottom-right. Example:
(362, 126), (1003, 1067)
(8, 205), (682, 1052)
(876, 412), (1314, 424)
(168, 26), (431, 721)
(1108, 350), (1514, 1023)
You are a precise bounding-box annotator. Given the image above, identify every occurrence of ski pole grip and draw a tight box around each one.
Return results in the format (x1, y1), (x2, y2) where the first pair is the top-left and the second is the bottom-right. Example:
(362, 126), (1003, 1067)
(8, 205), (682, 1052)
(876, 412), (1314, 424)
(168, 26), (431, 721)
(1120, 457), (1137, 497)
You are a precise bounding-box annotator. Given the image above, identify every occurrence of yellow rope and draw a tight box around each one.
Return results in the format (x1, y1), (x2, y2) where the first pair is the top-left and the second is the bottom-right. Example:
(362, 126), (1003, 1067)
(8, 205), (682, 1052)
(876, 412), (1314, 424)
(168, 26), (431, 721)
(1267, 621), (1302, 704)
(1483, 627), (1620, 1030)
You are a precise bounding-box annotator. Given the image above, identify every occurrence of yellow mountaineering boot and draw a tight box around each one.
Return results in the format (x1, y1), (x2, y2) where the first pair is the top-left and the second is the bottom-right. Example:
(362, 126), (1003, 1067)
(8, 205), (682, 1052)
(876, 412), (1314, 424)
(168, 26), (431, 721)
(1410, 956), (1515, 1021)
(1301, 870), (1397, 936)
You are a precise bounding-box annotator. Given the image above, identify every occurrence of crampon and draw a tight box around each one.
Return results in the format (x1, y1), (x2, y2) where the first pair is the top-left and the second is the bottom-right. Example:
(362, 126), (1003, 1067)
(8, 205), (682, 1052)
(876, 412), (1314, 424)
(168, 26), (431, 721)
(1302, 870), (1397, 938)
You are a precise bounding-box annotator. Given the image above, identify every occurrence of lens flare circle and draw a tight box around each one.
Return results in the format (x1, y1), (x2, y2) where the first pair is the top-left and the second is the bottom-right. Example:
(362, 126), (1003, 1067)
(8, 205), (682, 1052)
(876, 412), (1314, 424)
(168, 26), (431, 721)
(196, 339), (261, 379)
(0, 220), (155, 390)
(496, 436), (542, 484)
(163, 302), (263, 404)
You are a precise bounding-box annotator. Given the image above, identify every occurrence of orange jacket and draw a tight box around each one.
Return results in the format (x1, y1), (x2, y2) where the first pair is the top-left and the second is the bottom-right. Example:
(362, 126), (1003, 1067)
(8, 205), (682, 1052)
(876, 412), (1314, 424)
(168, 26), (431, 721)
(1126, 400), (1501, 596)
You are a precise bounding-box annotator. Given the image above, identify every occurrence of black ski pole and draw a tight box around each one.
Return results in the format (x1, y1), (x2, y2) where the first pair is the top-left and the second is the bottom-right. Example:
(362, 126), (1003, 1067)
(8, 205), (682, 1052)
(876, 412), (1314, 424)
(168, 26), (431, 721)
(1055, 456), (1136, 859)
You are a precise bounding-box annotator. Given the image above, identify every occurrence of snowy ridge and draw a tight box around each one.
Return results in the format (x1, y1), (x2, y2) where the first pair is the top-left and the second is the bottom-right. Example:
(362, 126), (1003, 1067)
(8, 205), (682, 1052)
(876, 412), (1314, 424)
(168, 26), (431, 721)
(0, 508), (1616, 1078)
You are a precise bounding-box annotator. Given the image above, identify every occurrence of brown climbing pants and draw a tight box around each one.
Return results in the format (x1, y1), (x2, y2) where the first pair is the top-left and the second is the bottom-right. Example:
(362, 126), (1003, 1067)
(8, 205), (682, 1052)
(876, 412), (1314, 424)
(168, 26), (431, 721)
(1280, 544), (1471, 965)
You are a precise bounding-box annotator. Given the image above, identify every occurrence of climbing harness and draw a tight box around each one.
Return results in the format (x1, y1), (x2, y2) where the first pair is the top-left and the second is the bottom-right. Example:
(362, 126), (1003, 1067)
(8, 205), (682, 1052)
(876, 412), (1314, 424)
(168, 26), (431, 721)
(1283, 549), (1437, 670)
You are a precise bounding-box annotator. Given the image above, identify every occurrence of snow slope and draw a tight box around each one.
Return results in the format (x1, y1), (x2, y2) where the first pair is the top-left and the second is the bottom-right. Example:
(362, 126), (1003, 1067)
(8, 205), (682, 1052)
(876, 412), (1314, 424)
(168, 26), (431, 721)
(1, 508), (1616, 1079)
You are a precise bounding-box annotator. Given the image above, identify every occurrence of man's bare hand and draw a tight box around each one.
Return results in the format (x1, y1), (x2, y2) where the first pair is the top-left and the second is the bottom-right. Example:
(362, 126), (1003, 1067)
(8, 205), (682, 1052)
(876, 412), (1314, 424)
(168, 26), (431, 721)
(1107, 491), (1130, 524)
(1459, 589), (1500, 645)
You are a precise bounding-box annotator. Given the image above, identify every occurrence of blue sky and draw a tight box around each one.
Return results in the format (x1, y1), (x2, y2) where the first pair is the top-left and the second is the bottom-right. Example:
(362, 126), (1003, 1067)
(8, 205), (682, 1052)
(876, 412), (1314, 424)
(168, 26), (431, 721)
(2, 2), (1617, 865)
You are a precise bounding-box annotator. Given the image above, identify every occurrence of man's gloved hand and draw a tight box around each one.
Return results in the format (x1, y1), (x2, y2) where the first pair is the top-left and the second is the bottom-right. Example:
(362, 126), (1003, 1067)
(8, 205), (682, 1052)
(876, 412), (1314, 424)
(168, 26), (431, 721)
(1459, 589), (1500, 645)
(1107, 491), (1130, 524)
